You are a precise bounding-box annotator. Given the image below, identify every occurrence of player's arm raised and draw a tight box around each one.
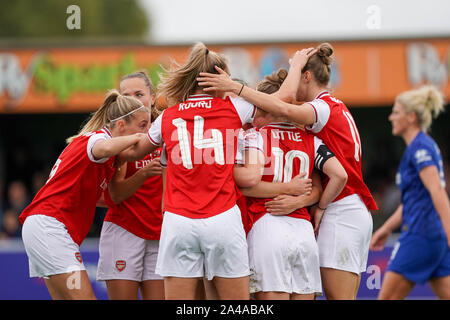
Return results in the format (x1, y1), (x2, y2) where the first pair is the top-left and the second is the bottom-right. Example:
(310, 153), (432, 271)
(197, 49), (317, 126)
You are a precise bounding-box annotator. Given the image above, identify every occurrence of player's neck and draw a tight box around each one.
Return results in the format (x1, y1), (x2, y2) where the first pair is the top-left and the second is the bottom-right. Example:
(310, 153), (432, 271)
(193, 88), (213, 97)
(402, 126), (421, 146)
(307, 85), (327, 102)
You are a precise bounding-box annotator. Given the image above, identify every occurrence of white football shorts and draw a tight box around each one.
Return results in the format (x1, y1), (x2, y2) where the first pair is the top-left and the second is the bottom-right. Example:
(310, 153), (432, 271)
(96, 221), (162, 282)
(21, 214), (86, 278)
(316, 194), (373, 274)
(247, 213), (322, 295)
(155, 205), (250, 280)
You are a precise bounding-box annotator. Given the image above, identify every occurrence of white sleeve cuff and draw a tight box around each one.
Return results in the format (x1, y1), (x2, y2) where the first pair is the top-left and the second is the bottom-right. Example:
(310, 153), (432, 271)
(86, 133), (110, 163)
(305, 99), (330, 133)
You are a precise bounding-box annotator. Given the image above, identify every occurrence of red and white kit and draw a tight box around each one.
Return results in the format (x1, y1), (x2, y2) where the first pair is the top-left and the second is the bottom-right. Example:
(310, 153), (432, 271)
(246, 123), (323, 295)
(97, 148), (164, 282)
(307, 91), (376, 274)
(148, 94), (256, 279)
(160, 128), (258, 236)
(20, 128), (115, 278)
(103, 148), (163, 240)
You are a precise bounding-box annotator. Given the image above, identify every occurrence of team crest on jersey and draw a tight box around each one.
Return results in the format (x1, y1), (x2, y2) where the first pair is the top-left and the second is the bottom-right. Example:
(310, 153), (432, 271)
(414, 149), (431, 164)
(75, 252), (82, 263)
(395, 172), (401, 186)
(153, 149), (161, 157)
(116, 260), (126, 272)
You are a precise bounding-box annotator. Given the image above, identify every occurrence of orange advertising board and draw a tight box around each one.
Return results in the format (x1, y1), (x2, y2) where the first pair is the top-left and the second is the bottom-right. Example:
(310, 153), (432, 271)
(1, 38), (449, 113)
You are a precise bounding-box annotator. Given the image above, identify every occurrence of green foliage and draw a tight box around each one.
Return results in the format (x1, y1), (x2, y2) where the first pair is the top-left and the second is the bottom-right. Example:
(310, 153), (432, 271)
(0, 0), (149, 40)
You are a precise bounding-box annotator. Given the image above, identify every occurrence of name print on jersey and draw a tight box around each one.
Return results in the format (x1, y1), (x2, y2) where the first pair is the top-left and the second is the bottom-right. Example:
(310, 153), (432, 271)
(271, 130), (302, 142)
(178, 100), (212, 111)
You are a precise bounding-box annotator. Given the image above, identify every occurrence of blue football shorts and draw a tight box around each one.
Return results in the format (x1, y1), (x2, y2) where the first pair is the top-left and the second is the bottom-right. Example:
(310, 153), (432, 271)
(387, 232), (450, 284)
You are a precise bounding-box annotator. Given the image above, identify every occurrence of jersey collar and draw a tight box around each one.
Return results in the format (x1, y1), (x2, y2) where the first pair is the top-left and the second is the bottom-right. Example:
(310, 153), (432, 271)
(186, 94), (214, 101)
(101, 127), (112, 137)
(314, 91), (330, 100)
(266, 122), (296, 129)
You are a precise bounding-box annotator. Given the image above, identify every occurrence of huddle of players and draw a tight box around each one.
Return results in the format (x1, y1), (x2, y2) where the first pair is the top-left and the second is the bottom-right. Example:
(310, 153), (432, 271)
(19, 42), (379, 300)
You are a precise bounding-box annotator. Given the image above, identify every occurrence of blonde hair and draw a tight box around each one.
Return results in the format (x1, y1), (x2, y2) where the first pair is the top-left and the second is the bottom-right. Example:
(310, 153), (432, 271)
(396, 85), (445, 131)
(66, 89), (148, 143)
(119, 69), (161, 122)
(157, 42), (228, 104)
(302, 42), (334, 86)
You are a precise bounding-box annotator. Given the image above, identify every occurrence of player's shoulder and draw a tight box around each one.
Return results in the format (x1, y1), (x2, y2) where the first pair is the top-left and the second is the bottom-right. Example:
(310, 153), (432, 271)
(318, 93), (348, 111)
(84, 127), (112, 140)
(67, 129), (107, 149)
(411, 131), (436, 151)
(408, 132), (439, 162)
(318, 91), (343, 103)
(228, 95), (253, 110)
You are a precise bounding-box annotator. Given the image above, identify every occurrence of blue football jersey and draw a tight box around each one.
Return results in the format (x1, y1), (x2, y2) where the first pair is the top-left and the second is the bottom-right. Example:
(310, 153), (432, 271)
(396, 131), (446, 239)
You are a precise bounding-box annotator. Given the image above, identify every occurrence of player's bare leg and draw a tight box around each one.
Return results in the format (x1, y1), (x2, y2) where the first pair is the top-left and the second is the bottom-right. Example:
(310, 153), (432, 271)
(164, 277), (203, 300)
(203, 278), (219, 300)
(106, 280), (140, 300)
(320, 267), (359, 300)
(213, 276), (250, 300)
(194, 279), (207, 300)
(254, 291), (289, 300)
(377, 271), (414, 300)
(353, 273), (362, 299)
(45, 279), (65, 300)
(140, 279), (165, 300)
(291, 293), (316, 300)
(44, 270), (96, 300)
(429, 275), (450, 300)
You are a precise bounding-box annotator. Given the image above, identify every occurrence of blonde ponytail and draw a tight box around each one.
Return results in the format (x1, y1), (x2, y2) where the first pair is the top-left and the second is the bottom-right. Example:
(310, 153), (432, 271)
(66, 89), (147, 143)
(157, 42), (228, 105)
(396, 85), (445, 131)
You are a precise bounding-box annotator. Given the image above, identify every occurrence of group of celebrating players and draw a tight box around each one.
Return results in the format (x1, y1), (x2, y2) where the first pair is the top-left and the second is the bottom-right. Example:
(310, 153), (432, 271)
(18, 41), (450, 300)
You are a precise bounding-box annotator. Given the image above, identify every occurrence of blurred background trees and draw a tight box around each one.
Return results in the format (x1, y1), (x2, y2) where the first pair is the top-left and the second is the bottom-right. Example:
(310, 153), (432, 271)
(0, 0), (149, 44)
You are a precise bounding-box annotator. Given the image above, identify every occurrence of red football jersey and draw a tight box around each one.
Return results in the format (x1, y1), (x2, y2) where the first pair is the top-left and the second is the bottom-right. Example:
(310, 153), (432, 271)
(104, 148), (163, 240)
(247, 123), (322, 229)
(306, 91), (378, 211)
(19, 128), (116, 246)
(148, 94), (256, 218)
